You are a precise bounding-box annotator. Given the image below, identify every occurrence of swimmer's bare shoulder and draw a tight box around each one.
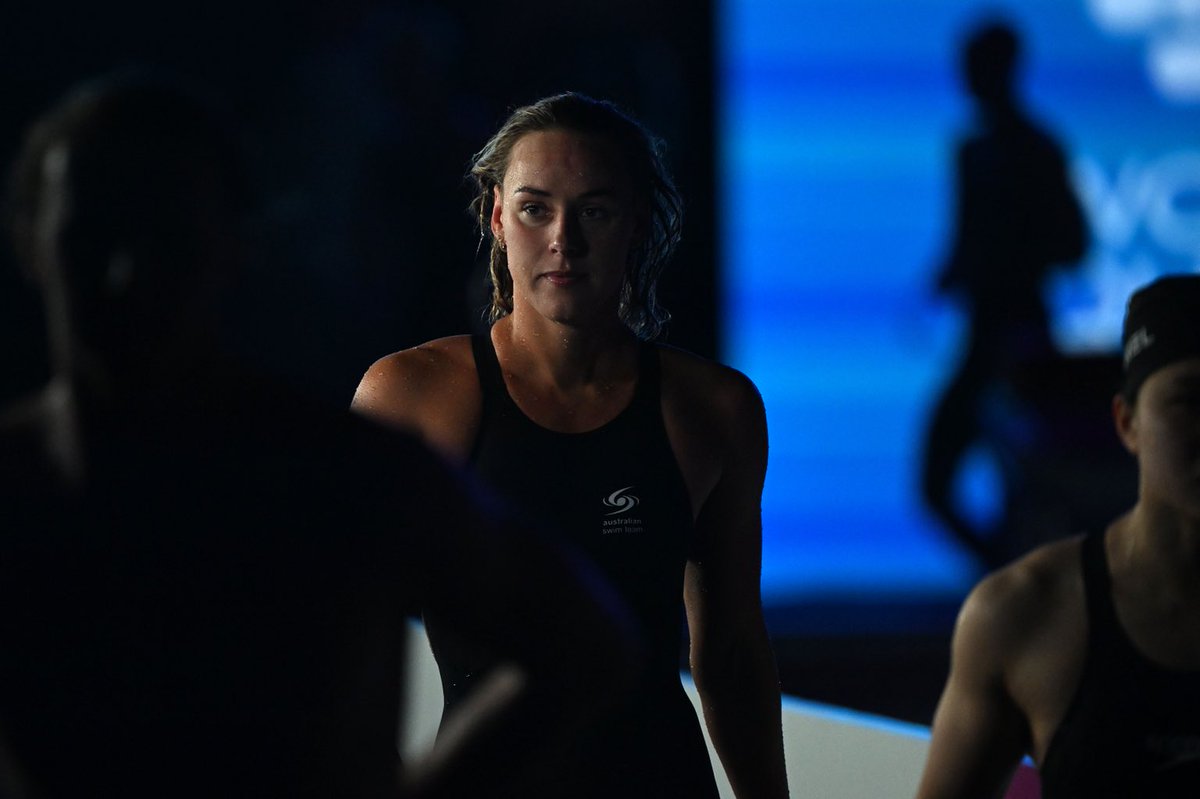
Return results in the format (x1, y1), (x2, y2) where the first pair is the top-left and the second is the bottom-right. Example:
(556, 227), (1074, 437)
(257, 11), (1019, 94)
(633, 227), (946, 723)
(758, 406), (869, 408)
(352, 335), (480, 462)
(655, 344), (765, 519)
(963, 536), (1082, 656)
(917, 535), (1086, 798)
(657, 343), (760, 410)
(978, 536), (1086, 761)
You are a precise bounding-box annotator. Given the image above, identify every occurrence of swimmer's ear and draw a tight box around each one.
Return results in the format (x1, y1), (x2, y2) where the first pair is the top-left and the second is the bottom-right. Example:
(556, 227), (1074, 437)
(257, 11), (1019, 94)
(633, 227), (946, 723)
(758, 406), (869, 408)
(1113, 393), (1138, 456)
(490, 185), (504, 241)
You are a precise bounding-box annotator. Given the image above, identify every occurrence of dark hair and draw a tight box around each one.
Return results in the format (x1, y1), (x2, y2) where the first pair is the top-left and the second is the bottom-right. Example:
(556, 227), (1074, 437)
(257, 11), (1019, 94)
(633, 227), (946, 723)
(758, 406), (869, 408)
(468, 92), (682, 340)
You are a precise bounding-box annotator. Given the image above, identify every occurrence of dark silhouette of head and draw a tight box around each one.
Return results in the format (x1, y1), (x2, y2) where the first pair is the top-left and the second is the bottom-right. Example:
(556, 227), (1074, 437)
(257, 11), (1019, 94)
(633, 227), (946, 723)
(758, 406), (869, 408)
(6, 73), (245, 385)
(963, 20), (1021, 108)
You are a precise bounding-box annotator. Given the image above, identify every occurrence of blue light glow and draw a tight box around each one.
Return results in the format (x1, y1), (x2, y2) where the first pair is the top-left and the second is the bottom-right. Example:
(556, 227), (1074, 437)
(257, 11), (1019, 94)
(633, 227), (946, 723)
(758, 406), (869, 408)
(721, 0), (1200, 602)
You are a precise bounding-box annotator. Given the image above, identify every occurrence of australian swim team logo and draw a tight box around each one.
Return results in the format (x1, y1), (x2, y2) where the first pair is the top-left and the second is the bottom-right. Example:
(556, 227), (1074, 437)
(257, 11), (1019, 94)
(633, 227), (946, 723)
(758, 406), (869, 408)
(602, 486), (640, 515)
(601, 486), (644, 534)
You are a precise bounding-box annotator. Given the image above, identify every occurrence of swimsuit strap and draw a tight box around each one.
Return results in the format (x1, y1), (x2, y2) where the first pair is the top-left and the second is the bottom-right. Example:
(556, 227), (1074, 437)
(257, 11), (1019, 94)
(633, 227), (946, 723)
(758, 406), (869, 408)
(1081, 529), (1120, 653)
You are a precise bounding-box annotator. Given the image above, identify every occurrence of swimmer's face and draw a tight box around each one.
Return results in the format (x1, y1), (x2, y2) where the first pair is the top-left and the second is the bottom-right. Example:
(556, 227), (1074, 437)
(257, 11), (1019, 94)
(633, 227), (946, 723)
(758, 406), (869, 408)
(1117, 357), (1200, 518)
(491, 129), (641, 330)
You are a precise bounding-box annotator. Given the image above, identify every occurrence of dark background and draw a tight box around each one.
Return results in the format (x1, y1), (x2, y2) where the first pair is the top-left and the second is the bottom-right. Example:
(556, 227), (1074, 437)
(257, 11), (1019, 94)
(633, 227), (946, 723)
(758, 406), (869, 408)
(0, 0), (717, 405)
(0, 1), (968, 726)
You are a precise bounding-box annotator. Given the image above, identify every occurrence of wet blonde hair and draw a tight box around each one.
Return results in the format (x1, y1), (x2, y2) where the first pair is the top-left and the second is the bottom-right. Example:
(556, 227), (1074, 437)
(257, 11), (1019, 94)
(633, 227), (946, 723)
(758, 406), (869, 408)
(468, 92), (682, 340)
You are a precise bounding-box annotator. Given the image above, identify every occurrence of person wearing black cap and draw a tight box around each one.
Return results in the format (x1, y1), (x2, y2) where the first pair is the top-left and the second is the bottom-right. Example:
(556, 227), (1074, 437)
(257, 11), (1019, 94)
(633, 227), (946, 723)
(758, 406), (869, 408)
(915, 274), (1200, 798)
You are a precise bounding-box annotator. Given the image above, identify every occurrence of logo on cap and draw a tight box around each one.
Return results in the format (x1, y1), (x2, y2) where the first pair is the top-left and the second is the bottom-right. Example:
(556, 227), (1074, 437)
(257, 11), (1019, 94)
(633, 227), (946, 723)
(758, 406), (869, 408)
(1124, 326), (1155, 366)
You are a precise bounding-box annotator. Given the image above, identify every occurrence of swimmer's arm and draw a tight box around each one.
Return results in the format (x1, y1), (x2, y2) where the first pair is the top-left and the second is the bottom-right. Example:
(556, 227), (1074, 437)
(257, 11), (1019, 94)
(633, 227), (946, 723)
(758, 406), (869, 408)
(684, 376), (789, 799)
(914, 578), (1030, 799)
(351, 352), (427, 433)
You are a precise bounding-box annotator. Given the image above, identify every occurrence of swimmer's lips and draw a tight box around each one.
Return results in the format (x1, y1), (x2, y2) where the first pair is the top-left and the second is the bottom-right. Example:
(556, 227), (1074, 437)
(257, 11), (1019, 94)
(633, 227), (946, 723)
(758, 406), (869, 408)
(539, 270), (587, 287)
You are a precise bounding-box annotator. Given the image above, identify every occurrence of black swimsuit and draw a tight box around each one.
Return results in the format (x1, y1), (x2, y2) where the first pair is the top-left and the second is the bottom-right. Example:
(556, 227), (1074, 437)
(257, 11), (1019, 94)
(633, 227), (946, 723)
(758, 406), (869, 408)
(424, 333), (718, 798)
(1040, 531), (1200, 797)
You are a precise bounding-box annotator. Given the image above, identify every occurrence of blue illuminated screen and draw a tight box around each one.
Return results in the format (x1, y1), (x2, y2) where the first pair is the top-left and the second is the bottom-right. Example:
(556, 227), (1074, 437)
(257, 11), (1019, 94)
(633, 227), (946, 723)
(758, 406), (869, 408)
(721, 0), (1200, 603)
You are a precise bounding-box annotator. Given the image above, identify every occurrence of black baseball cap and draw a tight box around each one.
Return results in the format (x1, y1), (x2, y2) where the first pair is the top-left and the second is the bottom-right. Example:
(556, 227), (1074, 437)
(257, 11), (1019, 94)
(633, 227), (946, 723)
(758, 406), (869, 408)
(1122, 274), (1200, 399)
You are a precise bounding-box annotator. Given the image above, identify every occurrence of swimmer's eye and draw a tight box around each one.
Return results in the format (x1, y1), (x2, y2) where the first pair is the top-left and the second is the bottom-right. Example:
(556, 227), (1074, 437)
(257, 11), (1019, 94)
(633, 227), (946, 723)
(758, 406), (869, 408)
(580, 206), (614, 221)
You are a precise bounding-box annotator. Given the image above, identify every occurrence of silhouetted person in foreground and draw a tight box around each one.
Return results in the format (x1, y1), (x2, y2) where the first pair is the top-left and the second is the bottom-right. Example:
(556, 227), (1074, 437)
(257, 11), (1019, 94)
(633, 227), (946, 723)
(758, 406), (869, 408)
(0, 75), (636, 799)
(916, 273), (1200, 799)
(922, 20), (1088, 569)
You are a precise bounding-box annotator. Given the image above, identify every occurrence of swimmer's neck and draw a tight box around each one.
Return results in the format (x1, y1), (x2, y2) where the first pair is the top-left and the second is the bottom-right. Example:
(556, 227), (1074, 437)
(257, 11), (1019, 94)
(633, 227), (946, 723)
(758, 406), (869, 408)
(1112, 504), (1200, 578)
(493, 314), (638, 391)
